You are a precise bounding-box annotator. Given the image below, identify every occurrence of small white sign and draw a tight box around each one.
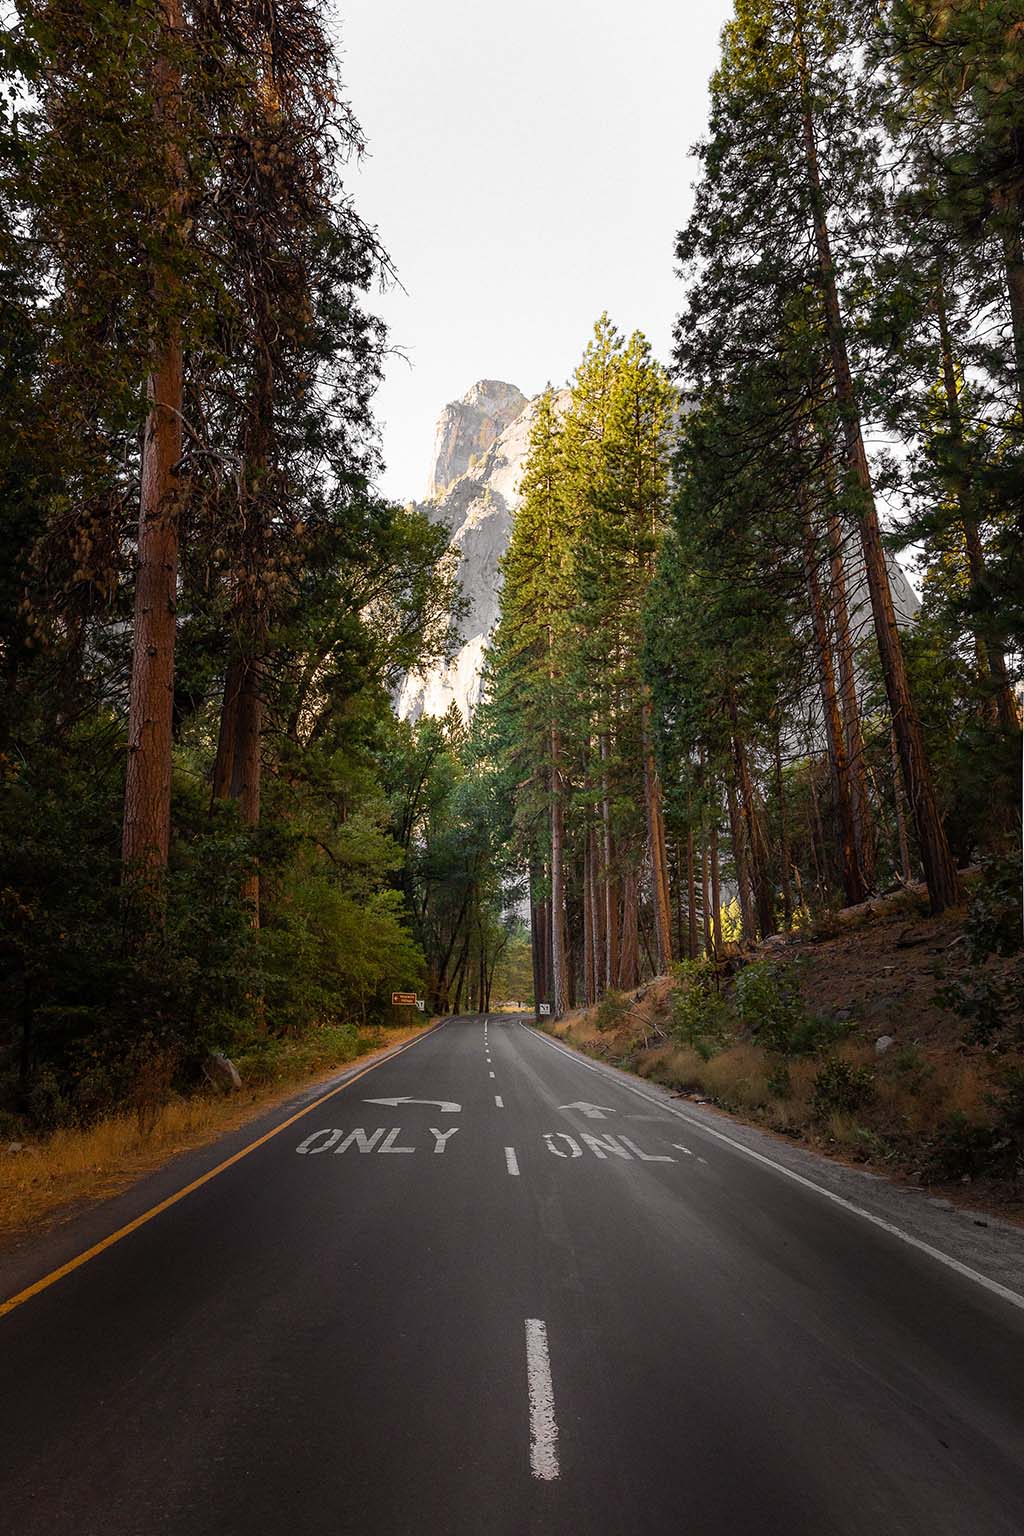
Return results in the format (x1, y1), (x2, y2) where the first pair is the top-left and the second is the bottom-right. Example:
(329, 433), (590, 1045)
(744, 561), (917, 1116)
(538, 1003), (551, 1016)
(416, 999), (425, 1011)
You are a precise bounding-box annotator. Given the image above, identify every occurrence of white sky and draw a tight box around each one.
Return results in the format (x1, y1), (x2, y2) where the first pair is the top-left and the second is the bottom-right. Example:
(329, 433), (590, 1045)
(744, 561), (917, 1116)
(336, 0), (733, 501)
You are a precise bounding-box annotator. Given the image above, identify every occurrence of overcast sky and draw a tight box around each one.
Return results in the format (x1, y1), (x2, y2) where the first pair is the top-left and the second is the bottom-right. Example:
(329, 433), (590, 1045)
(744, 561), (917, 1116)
(337, 0), (733, 501)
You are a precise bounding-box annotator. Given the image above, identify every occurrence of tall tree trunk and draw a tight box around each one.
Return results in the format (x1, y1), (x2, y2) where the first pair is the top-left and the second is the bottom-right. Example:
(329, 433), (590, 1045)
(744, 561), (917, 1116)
(701, 835), (712, 957)
(686, 826), (698, 959)
(121, 0), (184, 885)
(801, 499), (868, 906)
(588, 825), (603, 1000)
(774, 733), (794, 927)
(807, 756), (830, 906)
(550, 723), (569, 1015)
(583, 834), (596, 1006)
(617, 867), (639, 989)
(935, 281), (1020, 736)
(727, 699), (776, 938)
(795, 10), (960, 913)
(600, 733), (618, 990)
(537, 891), (552, 1008)
(529, 860), (545, 1017)
(212, 656), (263, 921)
(1001, 211), (1024, 416)
(826, 501), (876, 886)
(891, 726), (914, 885)
(641, 699), (673, 972)
(710, 815), (723, 956)
(674, 842), (686, 958)
(726, 772), (756, 943)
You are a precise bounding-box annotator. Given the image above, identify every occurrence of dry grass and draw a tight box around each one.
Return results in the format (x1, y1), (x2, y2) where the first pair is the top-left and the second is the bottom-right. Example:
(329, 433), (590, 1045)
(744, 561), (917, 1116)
(698, 1044), (773, 1111)
(0, 1023), (429, 1242)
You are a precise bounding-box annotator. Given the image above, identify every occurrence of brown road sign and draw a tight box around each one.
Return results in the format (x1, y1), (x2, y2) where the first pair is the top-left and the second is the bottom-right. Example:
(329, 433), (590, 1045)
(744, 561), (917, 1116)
(391, 991), (417, 1006)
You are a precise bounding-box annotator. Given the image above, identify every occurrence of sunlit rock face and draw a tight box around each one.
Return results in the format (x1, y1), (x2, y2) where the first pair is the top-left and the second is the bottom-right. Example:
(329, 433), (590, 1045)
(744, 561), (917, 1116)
(427, 380), (528, 499)
(398, 383), (566, 723)
(397, 379), (920, 726)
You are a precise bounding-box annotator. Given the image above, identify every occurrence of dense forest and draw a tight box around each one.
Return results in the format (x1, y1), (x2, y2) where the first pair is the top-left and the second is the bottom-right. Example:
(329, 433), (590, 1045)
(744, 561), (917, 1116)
(476, 0), (1022, 1012)
(0, 0), (474, 1130)
(1, 0), (1021, 1137)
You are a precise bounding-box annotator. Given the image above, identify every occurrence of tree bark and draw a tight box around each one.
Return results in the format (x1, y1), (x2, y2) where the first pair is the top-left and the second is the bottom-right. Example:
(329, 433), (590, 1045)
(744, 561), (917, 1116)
(801, 499), (868, 905)
(891, 726), (914, 885)
(701, 834), (712, 957)
(641, 699), (673, 972)
(726, 772), (756, 943)
(727, 700), (776, 938)
(529, 860), (545, 1017)
(121, 0), (184, 885)
(686, 826), (699, 959)
(794, 9), (960, 914)
(710, 815), (723, 956)
(825, 501), (876, 886)
(773, 732), (794, 927)
(935, 281), (1020, 736)
(599, 732), (618, 991)
(582, 833), (596, 1006)
(617, 867), (639, 989)
(550, 723), (569, 1015)
(1001, 211), (1024, 416)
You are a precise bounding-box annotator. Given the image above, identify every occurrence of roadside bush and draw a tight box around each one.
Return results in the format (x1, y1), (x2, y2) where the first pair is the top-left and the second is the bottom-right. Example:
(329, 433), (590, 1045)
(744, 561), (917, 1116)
(812, 1058), (875, 1119)
(671, 959), (733, 1059)
(733, 960), (807, 1053)
(966, 854), (1023, 961)
(934, 959), (1024, 1048)
(927, 1112), (997, 1181)
(595, 991), (631, 1033)
(766, 1061), (792, 1099)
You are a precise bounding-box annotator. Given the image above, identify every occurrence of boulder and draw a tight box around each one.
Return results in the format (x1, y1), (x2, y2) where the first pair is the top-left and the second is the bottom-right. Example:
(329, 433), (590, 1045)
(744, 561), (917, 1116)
(874, 1034), (897, 1057)
(203, 1053), (242, 1093)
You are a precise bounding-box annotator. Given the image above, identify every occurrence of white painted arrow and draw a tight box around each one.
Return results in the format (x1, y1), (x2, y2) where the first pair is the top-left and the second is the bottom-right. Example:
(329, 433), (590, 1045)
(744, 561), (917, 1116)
(363, 1096), (461, 1113)
(558, 1101), (616, 1119)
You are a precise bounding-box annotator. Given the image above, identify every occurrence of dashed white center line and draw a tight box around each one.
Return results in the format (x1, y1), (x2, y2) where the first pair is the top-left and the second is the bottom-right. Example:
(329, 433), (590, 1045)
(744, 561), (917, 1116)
(489, 1070), (495, 1079)
(672, 1143), (693, 1156)
(524, 1319), (559, 1480)
(495, 1094), (504, 1108)
(505, 1146), (520, 1176)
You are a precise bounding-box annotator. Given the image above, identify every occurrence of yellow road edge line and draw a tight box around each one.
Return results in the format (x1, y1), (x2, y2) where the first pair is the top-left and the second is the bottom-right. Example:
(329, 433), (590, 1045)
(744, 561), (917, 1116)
(0, 1023), (443, 1320)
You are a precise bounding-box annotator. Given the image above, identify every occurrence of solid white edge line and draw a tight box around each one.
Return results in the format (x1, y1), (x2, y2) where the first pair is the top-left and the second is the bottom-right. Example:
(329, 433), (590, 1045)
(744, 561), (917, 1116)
(522, 1025), (1024, 1315)
(524, 1318), (559, 1480)
(505, 1146), (520, 1176)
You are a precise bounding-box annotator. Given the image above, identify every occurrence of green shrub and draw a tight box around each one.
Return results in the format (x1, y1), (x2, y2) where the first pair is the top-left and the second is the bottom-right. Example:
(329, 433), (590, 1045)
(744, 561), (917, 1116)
(733, 959), (807, 1053)
(927, 1112), (996, 1181)
(934, 960), (1024, 1048)
(812, 1058), (875, 1118)
(595, 990), (631, 1033)
(672, 959), (734, 1060)
(891, 1045), (933, 1094)
(966, 855), (1023, 961)
(766, 1061), (792, 1099)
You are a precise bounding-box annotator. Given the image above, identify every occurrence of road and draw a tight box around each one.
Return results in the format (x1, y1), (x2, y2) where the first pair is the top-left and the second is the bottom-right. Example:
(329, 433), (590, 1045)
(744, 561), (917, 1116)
(2, 1014), (1024, 1535)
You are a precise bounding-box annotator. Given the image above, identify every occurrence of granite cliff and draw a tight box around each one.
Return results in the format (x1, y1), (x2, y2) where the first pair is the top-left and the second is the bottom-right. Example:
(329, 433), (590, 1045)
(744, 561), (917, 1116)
(398, 381), (567, 721)
(397, 380), (919, 724)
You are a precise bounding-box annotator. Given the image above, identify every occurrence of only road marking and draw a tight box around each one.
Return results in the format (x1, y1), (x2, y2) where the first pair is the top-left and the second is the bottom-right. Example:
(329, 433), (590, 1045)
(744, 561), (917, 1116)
(0, 1024), (444, 1320)
(363, 1096), (460, 1113)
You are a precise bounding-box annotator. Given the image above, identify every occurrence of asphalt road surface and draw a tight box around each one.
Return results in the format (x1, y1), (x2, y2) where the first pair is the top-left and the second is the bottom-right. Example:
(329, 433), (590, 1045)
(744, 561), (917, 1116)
(2, 1014), (1024, 1535)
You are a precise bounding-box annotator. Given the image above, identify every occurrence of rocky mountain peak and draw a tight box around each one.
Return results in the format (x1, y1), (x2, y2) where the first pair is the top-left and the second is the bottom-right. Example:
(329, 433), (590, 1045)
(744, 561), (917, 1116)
(427, 379), (527, 498)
